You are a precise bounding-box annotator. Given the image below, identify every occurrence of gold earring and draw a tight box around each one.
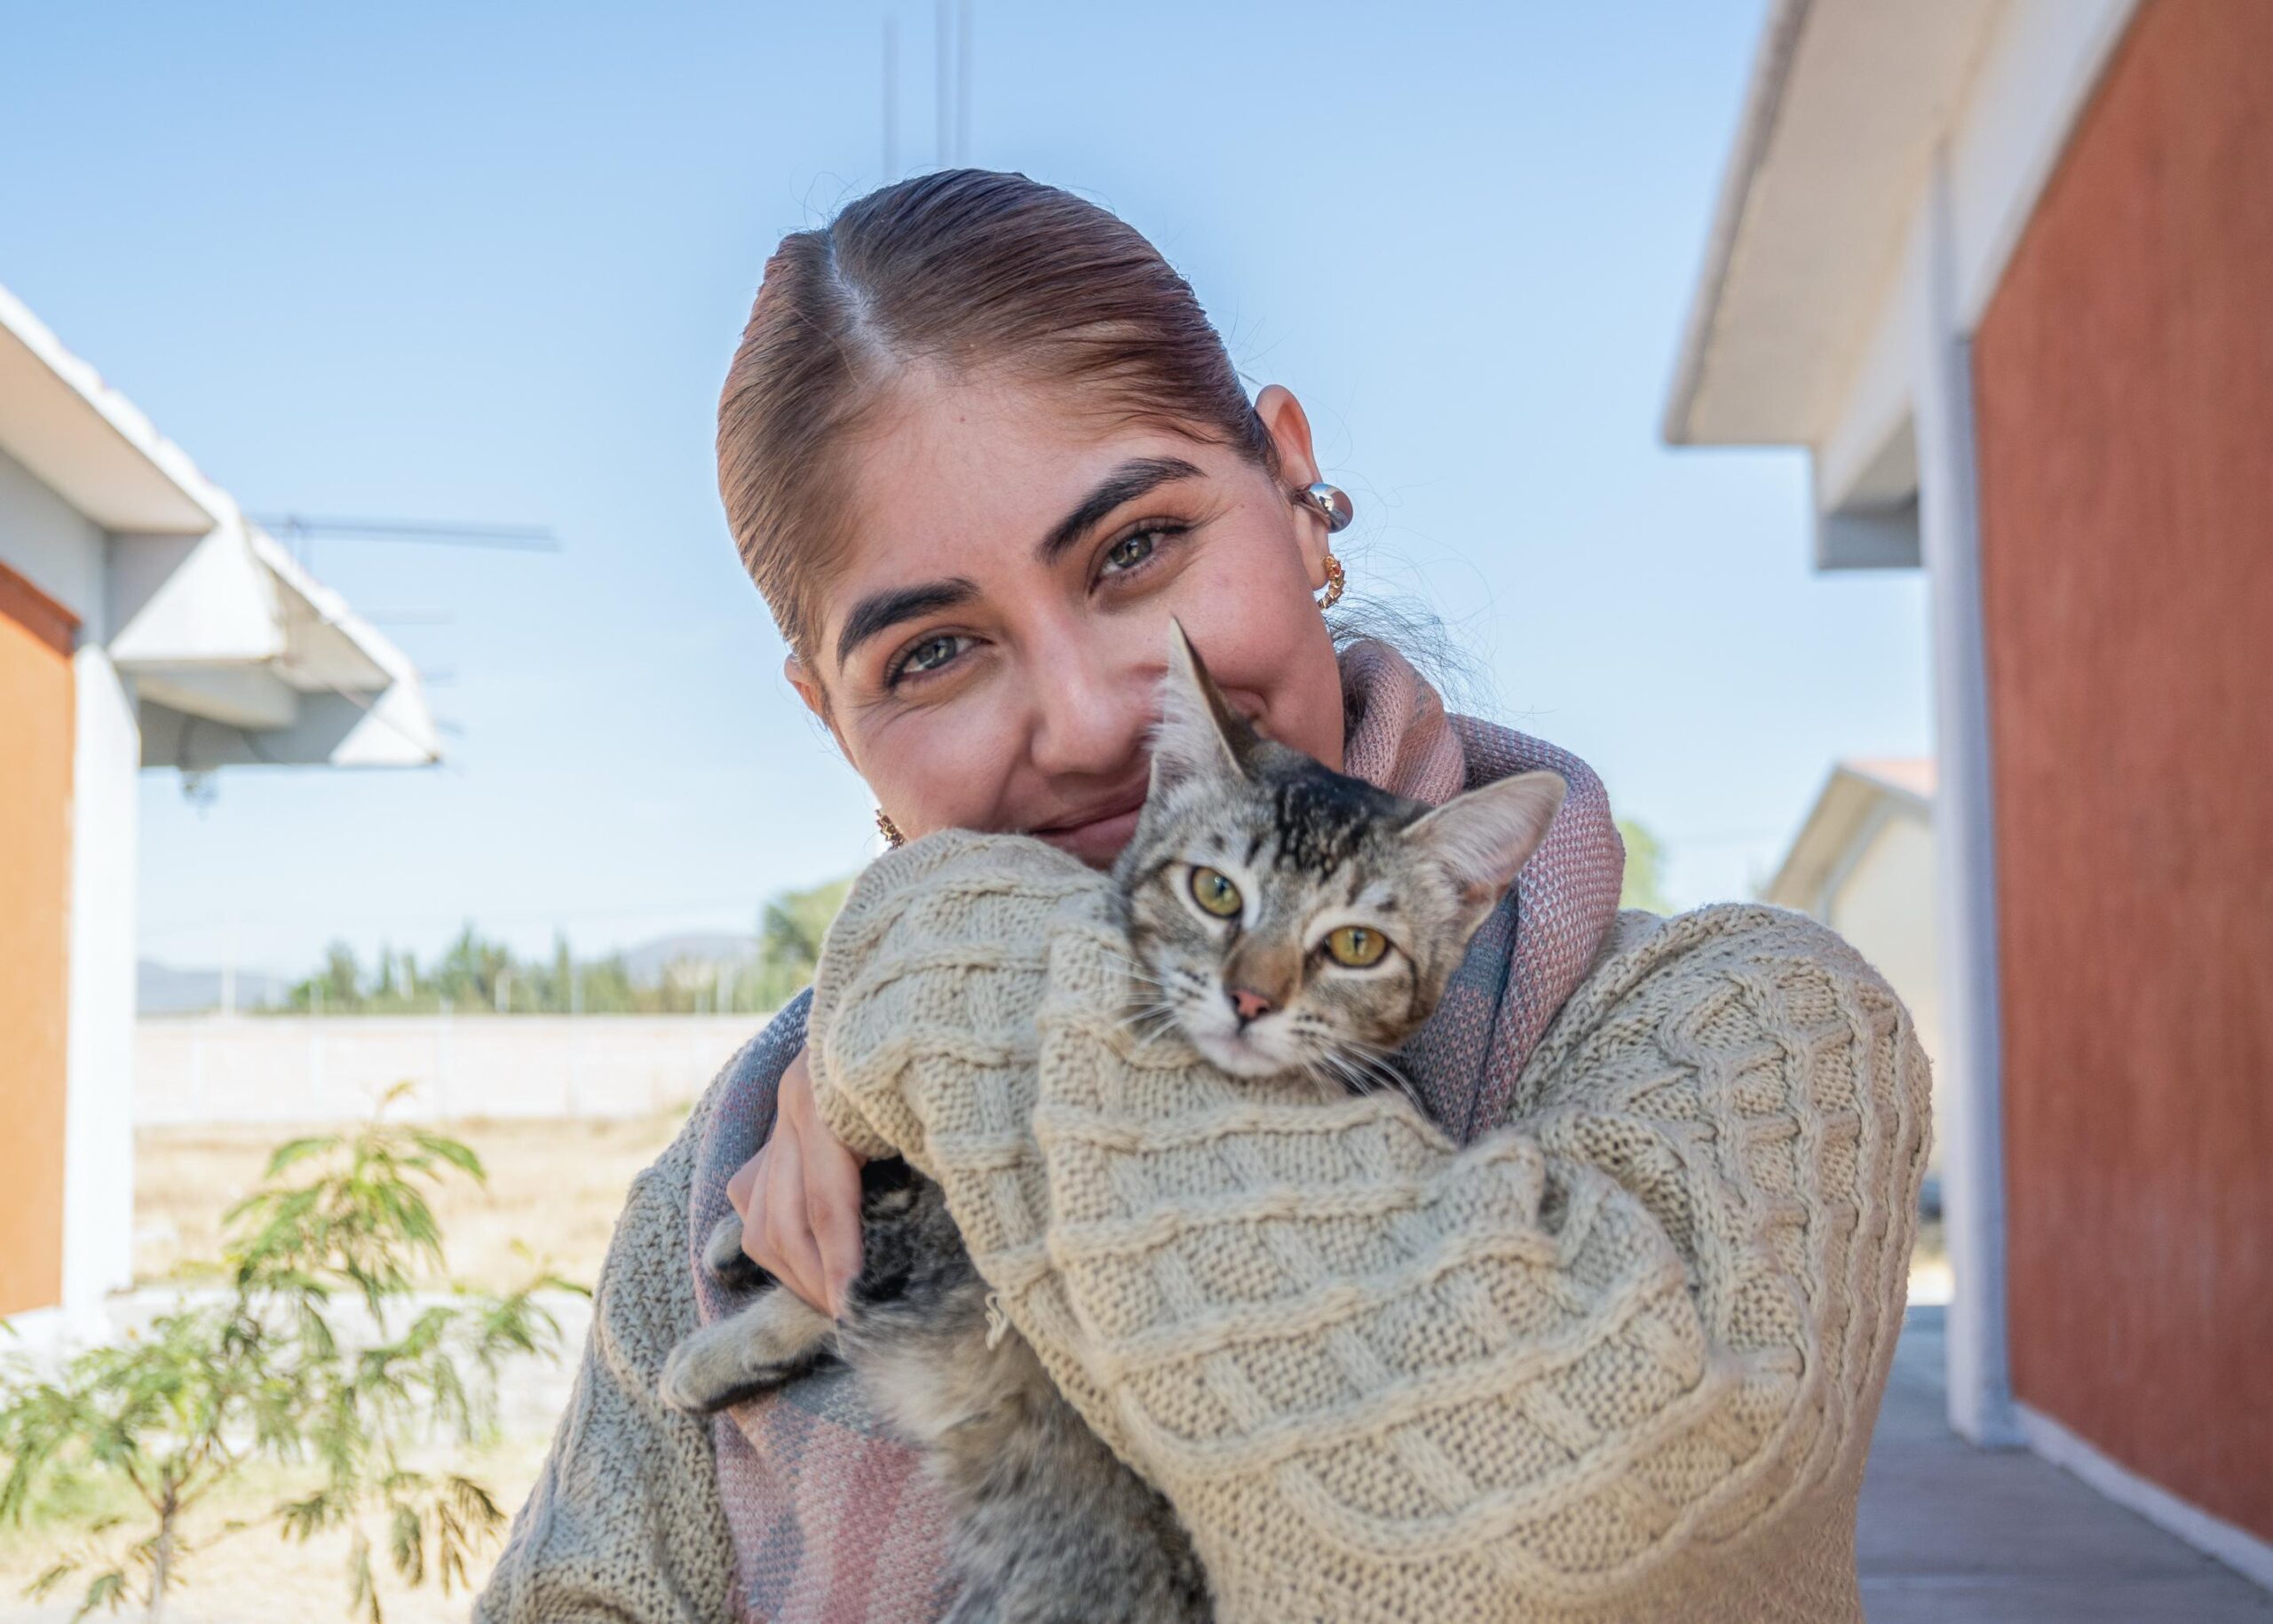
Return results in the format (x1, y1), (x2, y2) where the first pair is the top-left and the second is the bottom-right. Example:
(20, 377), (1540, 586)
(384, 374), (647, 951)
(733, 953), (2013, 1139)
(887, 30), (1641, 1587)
(1317, 551), (1345, 611)
(875, 809), (905, 848)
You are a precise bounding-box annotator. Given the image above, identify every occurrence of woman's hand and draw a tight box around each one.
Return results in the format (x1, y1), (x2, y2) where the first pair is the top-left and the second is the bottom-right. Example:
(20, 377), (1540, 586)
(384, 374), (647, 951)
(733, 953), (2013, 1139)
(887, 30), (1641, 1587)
(725, 1044), (867, 1317)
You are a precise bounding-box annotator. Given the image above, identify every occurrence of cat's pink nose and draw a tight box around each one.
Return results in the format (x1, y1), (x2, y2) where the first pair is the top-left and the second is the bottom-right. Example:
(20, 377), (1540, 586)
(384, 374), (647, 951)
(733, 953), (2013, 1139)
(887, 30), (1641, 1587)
(1226, 986), (1275, 1024)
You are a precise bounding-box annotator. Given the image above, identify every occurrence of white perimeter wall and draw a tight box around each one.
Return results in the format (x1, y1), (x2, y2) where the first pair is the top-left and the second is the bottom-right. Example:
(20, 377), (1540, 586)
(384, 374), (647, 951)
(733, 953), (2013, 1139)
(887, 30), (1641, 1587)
(137, 1014), (770, 1127)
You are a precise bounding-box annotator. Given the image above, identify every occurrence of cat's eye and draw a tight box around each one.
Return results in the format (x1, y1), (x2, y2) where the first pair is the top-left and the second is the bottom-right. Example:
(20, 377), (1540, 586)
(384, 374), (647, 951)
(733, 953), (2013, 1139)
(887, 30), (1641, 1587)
(1322, 924), (1390, 968)
(1189, 866), (1242, 918)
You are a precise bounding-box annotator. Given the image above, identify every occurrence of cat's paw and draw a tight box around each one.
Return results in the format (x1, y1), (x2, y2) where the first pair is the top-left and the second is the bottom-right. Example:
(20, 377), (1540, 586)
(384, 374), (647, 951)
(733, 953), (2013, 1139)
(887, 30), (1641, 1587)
(659, 1333), (748, 1414)
(659, 1327), (797, 1414)
(702, 1211), (765, 1291)
(657, 1295), (839, 1414)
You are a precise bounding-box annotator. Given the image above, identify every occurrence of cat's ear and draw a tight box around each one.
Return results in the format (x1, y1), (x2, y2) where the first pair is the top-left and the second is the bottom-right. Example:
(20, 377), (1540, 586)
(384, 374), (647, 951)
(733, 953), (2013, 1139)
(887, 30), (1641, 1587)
(1410, 771), (1566, 907)
(1149, 620), (1256, 791)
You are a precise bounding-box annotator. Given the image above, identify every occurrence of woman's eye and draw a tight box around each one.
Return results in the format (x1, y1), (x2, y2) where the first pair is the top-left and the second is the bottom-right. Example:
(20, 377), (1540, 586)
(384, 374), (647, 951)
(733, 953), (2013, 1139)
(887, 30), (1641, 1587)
(1189, 866), (1242, 918)
(894, 633), (966, 682)
(1101, 528), (1160, 574)
(1323, 925), (1390, 968)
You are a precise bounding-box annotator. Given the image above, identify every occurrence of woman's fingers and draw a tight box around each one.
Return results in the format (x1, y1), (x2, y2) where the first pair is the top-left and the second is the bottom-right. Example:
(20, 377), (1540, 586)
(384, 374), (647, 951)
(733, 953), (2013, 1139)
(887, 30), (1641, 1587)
(726, 1044), (867, 1318)
(803, 1121), (867, 1317)
(757, 1126), (833, 1312)
(734, 1145), (779, 1275)
(725, 1152), (759, 1224)
(776, 1048), (867, 1316)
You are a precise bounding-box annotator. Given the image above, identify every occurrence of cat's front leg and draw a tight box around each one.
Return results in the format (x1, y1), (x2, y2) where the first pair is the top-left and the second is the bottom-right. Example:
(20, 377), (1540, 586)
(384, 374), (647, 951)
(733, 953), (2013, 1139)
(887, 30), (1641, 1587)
(659, 1287), (836, 1414)
(701, 1209), (766, 1291)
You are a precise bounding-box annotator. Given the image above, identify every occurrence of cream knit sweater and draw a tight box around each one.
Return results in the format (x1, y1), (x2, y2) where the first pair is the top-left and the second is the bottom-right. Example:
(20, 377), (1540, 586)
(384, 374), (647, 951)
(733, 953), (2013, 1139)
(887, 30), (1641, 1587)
(803, 832), (1929, 1623)
(478, 834), (1927, 1623)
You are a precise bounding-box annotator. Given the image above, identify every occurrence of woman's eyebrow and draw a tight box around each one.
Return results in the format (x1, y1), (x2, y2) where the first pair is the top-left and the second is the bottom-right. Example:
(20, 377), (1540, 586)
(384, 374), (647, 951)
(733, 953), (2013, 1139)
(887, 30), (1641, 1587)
(835, 577), (978, 669)
(1035, 456), (1206, 563)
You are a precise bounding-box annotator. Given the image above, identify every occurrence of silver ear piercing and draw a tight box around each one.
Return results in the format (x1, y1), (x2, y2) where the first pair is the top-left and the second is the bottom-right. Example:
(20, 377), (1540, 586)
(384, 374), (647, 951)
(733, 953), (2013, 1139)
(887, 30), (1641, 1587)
(1292, 482), (1354, 534)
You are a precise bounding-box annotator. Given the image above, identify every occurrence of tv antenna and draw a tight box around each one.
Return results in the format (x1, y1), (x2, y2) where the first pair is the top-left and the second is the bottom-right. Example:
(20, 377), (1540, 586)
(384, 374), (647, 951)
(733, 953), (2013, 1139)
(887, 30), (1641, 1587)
(251, 513), (560, 571)
(882, 0), (971, 177)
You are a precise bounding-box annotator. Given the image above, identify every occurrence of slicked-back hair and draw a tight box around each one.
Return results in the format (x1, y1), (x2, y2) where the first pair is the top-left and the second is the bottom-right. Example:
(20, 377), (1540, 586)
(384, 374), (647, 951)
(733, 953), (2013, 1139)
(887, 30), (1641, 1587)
(717, 170), (1280, 664)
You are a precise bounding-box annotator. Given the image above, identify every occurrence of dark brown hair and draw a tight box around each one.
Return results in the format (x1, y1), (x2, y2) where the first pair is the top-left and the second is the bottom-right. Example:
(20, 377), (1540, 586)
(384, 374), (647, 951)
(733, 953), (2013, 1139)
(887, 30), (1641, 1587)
(717, 170), (1279, 661)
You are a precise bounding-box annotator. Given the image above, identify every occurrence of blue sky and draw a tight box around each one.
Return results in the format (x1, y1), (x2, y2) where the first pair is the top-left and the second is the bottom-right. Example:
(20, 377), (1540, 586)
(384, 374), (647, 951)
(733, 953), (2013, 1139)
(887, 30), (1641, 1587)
(4, 0), (1930, 976)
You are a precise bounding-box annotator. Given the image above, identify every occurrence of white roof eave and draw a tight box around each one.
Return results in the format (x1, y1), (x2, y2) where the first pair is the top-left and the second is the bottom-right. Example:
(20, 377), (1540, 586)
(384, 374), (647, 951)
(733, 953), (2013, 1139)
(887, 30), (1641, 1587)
(1660, 0), (2006, 448)
(0, 281), (443, 768)
(0, 282), (227, 534)
(131, 527), (444, 767)
(1763, 760), (1933, 908)
(244, 526), (397, 693)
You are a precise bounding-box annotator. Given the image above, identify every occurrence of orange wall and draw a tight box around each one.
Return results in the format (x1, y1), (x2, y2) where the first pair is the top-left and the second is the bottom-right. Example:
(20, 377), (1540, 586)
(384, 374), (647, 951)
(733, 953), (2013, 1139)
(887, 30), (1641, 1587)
(1973, 0), (2273, 1541)
(0, 561), (76, 1319)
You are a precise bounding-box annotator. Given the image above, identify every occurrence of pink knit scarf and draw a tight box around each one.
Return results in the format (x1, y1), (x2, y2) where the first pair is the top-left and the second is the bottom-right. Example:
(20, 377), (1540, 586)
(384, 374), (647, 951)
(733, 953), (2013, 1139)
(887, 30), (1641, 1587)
(689, 640), (1624, 1622)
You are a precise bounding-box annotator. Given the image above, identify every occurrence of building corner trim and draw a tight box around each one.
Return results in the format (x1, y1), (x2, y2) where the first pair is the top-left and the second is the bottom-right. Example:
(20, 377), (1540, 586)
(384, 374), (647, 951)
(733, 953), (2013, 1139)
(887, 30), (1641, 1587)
(2017, 1405), (2273, 1593)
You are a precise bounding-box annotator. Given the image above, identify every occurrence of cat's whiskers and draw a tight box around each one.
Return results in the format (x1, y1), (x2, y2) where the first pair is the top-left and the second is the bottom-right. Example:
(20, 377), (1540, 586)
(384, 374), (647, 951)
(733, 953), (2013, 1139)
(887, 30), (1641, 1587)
(1097, 946), (1175, 997)
(1338, 1037), (1422, 1103)
(1297, 1033), (1423, 1109)
(1119, 997), (1187, 1047)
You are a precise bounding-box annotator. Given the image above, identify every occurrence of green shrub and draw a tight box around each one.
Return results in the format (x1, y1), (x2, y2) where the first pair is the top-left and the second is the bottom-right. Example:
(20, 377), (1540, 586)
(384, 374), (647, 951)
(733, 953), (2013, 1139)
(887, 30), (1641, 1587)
(0, 1090), (582, 1621)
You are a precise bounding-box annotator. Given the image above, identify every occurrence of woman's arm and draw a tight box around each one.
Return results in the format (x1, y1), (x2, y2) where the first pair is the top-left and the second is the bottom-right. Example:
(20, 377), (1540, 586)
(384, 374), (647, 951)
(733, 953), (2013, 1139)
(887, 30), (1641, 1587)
(474, 1066), (741, 1624)
(805, 835), (1930, 1620)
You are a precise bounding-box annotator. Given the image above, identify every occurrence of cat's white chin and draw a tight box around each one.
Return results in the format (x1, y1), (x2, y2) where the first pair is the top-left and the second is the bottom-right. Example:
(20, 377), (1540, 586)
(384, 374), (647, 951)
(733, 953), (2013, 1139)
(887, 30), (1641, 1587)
(1190, 1026), (1301, 1080)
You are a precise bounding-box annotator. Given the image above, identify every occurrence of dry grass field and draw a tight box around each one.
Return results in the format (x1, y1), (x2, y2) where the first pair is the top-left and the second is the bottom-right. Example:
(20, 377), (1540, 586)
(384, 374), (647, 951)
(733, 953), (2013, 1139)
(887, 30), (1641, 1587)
(131, 1110), (687, 1295)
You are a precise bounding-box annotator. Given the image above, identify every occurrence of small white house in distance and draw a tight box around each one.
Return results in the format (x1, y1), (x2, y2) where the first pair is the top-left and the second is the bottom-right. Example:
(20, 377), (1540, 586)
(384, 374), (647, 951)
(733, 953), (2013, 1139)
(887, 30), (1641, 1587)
(0, 280), (439, 1340)
(1762, 759), (1943, 1184)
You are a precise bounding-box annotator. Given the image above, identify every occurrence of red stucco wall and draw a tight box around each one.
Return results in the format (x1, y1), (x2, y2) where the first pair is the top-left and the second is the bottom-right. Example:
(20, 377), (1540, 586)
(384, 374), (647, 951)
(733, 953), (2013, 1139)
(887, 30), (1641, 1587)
(1973, 0), (2273, 1541)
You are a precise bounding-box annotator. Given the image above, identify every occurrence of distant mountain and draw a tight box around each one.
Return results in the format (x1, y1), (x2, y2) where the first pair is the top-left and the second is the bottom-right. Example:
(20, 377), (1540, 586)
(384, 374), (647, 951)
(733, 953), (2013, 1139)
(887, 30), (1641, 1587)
(617, 931), (761, 985)
(138, 959), (292, 1016)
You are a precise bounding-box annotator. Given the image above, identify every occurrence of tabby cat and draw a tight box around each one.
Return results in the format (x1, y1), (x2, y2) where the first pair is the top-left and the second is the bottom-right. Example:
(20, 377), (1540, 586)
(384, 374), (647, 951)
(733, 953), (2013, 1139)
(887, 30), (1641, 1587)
(660, 623), (1565, 1623)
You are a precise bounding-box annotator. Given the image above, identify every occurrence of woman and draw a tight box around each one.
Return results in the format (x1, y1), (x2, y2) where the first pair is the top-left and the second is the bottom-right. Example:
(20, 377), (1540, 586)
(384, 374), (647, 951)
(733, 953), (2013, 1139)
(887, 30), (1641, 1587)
(478, 170), (1928, 1624)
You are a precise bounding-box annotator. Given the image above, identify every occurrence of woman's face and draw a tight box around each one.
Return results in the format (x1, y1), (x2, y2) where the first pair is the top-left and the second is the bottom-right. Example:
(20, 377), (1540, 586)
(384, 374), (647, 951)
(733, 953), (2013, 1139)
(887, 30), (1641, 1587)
(788, 369), (1344, 869)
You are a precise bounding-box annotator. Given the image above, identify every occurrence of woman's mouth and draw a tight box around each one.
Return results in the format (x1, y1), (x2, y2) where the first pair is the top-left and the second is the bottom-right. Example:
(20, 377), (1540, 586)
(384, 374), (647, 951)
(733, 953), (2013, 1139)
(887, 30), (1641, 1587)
(1031, 794), (1148, 867)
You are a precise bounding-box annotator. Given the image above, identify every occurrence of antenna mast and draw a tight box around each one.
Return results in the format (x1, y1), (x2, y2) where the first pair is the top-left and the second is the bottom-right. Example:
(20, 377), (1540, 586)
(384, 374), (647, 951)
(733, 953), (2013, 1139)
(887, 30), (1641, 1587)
(883, 16), (900, 176)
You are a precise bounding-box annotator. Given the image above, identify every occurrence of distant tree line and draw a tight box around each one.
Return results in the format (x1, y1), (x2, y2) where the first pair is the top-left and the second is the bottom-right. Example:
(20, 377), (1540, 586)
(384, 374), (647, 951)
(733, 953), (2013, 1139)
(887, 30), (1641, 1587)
(279, 875), (854, 1017)
(1616, 818), (1670, 915)
(277, 822), (1675, 1018)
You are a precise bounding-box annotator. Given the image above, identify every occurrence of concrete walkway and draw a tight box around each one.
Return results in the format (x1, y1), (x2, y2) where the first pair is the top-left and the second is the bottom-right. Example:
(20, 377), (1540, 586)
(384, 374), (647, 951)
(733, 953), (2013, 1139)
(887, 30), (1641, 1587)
(1859, 1306), (2272, 1620)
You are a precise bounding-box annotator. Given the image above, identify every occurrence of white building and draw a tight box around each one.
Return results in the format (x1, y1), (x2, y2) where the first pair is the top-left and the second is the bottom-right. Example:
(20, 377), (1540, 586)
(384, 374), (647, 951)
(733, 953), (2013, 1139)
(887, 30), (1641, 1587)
(1762, 758), (1944, 1180)
(1666, 0), (2273, 1584)
(0, 281), (437, 1338)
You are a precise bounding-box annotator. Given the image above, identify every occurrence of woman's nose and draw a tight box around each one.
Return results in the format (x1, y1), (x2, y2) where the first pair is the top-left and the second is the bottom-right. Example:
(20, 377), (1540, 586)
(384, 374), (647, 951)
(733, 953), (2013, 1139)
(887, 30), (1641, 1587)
(1027, 630), (1153, 780)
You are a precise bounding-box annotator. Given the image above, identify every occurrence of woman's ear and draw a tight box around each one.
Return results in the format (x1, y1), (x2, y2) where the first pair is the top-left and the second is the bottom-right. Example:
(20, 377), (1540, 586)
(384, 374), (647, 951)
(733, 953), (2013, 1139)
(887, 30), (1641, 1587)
(784, 654), (852, 759)
(1255, 384), (1320, 487)
(1255, 384), (1330, 593)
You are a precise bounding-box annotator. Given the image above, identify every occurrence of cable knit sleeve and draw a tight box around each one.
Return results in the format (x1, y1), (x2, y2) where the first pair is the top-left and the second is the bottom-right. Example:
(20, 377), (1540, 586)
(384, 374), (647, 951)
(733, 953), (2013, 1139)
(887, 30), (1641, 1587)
(474, 1069), (739, 1624)
(806, 832), (1930, 1623)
